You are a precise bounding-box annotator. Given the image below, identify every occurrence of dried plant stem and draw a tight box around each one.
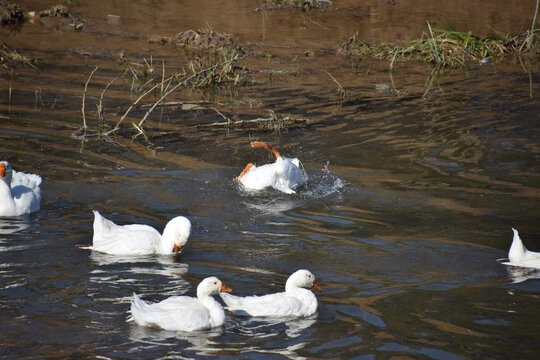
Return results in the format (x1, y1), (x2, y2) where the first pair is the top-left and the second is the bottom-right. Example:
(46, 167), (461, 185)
(81, 66), (99, 130)
(98, 76), (122, 111)
(139, 100), (213, 109)
(97, 76), (123, 132)
(8, 69), (13, 107)
(199, 114), (310, 130)
(103, 73), (177, 135)
(518, 56), (533, 99)
(532, 0), (539, 32)
(137, 55), (245, 128)
(137, 75), (196, 128)
(323, 70), (346, 99)
(100, 54), (244, 136)
(201, 117), (278, 128)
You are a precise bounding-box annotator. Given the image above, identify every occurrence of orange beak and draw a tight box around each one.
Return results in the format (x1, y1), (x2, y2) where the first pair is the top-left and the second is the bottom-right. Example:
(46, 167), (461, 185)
(311, 278), (322, 291)
(173, 244), (183, 254)
(251, 141), (281, 159)
(220, 284), (232, 293)
(0, 163), (5, 177)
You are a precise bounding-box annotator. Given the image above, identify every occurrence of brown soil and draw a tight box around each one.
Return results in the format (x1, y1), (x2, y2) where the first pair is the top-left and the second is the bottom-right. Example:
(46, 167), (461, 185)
(36, 4), (72, 18)
(337, 34), (372, 57)
(0, 0), (537, 139)
(0, 0), (24, 25)
(174, 29), (238, 50)
(150, 29), (241, 53)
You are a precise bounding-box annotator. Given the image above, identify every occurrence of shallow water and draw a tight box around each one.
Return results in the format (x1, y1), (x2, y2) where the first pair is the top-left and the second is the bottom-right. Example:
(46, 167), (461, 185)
(1, 0), (540, 359)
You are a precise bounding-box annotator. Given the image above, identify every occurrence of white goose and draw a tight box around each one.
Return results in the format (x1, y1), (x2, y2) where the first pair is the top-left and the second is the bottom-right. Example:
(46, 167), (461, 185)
(220, 269), (321, 318)
(129, 277), (232, 331)
(503, 228), (540, 269)
(89, 210), (191, 255)
(0, 161), (41, 217)
(237, 142), (307, 194)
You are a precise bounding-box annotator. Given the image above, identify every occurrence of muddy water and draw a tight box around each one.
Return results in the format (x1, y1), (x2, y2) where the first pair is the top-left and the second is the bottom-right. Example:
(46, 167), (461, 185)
(1, 0), (540, 359)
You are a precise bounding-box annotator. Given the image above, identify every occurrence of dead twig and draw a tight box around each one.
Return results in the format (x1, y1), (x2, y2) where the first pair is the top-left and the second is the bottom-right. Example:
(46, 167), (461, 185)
(97, 76), (123, 134)
(81, 66), (99, 131)
(137, 54), (246, 128)
(323, 70), (346, 100)
(198, 113), (311, 131)
(212, 107), (232, 125)
(139, 100), (214, 109)
(102, 73), (177, 136)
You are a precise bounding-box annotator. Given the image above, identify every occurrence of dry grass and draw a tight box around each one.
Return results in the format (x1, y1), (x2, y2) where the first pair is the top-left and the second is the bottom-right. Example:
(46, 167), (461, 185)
(339, 20), (539, 68)
(0, 42), (39, 70)
(258, 0), (332, 10)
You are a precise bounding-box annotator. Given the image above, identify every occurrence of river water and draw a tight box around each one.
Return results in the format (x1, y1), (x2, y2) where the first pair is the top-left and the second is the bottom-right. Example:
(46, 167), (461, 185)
(1, 0), (539, 359)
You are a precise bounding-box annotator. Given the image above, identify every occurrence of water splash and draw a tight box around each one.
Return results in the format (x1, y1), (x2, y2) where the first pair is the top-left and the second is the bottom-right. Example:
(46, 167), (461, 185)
(238, 162), (346, 216)
(300, 161), (347, 199)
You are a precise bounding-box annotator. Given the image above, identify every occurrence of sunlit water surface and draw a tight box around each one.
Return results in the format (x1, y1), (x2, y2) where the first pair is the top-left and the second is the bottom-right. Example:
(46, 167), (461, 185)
(1, 0), (540, 359)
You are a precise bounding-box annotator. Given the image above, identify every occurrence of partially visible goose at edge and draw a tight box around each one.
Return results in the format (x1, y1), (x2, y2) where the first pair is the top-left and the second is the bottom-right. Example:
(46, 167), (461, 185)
(0, 161), (41, 217)
(128, 277), (232, 331)
(237, 142), (307, 194)
(220, 269), (321, 318)
(88, 210), (191, 256)
(503, 228), (540, 269)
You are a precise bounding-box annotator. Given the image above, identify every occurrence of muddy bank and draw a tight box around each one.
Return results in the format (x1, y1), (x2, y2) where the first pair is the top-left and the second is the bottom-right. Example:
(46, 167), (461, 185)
(0, 0), (24, 25)
(0, 0), (538, 146)
(1, 1), (79, 24)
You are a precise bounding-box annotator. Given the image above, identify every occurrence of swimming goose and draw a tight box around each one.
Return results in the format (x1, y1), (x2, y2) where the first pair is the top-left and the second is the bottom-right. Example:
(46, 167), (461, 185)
(0, 161), (41, 217)
(89, 210), (191, 255)
(503, 228), (540, 269)
(129, 277), (232, 331)
(237, 142), (307, 194)
(220, 269), (321, 317)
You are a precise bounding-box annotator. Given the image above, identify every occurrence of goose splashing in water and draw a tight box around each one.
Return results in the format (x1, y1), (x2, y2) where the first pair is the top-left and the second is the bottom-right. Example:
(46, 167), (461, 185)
(237, 142), (307, 194)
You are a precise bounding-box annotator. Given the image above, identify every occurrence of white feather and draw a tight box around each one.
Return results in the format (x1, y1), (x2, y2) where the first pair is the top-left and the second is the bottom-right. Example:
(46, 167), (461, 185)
(89, 210), (191, 255)
(503, 228), (540, 269)
(220, 269), (320, 318)
(0, 161), (41, 217)
(129, 277), (230, 331)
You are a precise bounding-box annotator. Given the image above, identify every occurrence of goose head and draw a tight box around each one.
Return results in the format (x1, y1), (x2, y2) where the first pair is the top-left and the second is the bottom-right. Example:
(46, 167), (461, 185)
(286, 269), (322, 292)
(0, 161), (13, 184)
(197, 277), (232, 299)
(161, 216), (191, 254)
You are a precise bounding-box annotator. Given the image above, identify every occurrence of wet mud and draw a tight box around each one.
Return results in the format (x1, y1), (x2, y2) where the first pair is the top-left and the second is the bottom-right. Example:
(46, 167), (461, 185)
(0, 0), (24, 25)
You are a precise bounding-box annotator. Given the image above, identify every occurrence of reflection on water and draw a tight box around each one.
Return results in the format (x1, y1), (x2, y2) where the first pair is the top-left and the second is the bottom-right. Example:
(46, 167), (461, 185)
(503, 265), (540, 284)
(1, 77), (539, 358)
(226, 316), (317, 360)
(88, 252), (190, 301)
(0, 218), (30, 236)
(129, 325), (224, 357)
(127, 316), (316, 359)
(241, 166), (346, 216)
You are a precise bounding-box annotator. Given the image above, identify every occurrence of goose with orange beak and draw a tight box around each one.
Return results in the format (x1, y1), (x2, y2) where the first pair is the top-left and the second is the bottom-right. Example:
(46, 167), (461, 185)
(237, 142), (307, 194)
(220, 269), (321, 318)
(89, 210), (191, 256)
(0, 161), (41, 217)
(129, 277), (232, 331)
